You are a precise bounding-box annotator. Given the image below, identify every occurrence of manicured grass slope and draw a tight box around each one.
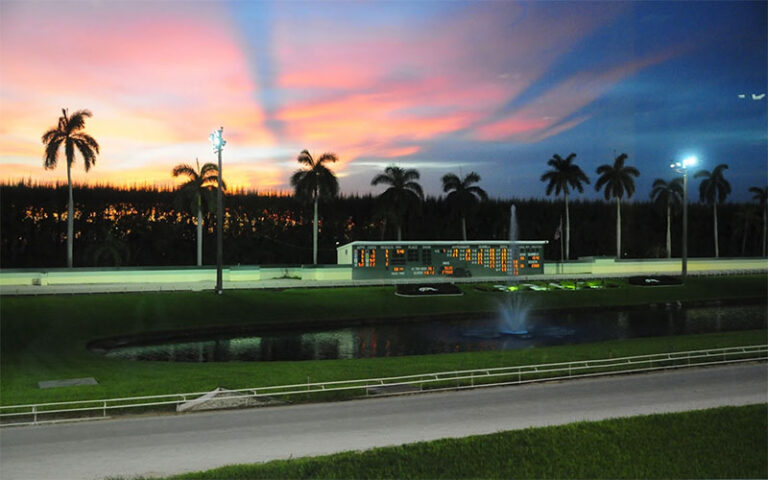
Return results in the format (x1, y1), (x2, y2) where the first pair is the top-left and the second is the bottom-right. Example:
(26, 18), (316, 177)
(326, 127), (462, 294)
(147, 404), (768, 479)
(1, 275), (766, 405)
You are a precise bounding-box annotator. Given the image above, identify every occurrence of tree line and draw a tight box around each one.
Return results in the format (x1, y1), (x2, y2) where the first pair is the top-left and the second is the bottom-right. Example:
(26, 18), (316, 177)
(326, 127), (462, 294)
(12, 107), (766, 269)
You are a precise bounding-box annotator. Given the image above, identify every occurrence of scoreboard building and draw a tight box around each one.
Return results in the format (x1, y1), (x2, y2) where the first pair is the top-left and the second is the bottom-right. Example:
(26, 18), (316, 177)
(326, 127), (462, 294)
(337, 240), (547, 280)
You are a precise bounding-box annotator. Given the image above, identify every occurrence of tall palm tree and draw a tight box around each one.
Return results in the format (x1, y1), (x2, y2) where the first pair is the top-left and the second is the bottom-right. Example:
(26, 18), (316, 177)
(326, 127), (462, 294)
(290, 149), (339, 264)
(595, 153), (640, 258)
(371, 165), (424, 241)
(172, 159), (221, 266)
(42, 108), (99, 268)
(442, 172), (488, 240)
(540, 153), (589, 260)
(694, 164), (730, 258)
(649, 177), (683, 258)
(749, 185), (767, 257)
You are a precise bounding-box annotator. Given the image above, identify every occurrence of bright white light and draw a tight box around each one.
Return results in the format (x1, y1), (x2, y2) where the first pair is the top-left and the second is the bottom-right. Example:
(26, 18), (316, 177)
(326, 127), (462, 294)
(209, 128), (226, 152)
(682, 156), (697, 167)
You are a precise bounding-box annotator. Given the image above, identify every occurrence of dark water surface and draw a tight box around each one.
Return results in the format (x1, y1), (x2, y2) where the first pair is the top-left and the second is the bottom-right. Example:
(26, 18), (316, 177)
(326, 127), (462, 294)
(102, 302), (767, 362)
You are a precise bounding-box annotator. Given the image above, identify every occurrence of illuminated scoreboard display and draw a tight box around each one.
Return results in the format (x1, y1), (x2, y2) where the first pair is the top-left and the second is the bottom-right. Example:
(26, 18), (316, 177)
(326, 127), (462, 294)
(337, 241), (547, 280)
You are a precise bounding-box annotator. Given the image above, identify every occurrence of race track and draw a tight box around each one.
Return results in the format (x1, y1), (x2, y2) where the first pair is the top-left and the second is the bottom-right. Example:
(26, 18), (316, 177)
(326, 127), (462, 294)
(1, 363), (765, 480)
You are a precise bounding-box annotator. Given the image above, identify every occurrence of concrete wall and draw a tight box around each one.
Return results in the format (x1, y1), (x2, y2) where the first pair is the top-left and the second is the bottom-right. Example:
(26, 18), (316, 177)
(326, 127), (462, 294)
(543, 257), (768, 275)
(0, 257), (764, 289)
(0, 265), (352, 287)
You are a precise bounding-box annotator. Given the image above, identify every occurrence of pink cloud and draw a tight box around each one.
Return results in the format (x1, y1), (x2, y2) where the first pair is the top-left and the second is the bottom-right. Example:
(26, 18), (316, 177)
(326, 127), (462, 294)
(472, 48), (681, 143)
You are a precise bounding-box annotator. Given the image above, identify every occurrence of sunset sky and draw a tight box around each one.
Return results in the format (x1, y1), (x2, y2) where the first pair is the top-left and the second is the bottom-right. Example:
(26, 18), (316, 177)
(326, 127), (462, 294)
(1, 0), (765, 200)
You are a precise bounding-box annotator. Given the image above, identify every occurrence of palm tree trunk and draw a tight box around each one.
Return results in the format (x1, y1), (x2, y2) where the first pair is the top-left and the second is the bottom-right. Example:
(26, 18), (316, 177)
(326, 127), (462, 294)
(666, 203), (671, 258)
(67, 161), (74, 268)
(741, 215), (749, 256)
(196, 195), (203, 267)
(397, 223), (402, 241)
(313, 195), (319, 265)
(380, 217), (387, 241)
(713, 202), (719, 258)
(564, 192), (570, 260)
(763, 207), (767, 258)
(461, 216), (467, 241)
(616, 197), (621, 258)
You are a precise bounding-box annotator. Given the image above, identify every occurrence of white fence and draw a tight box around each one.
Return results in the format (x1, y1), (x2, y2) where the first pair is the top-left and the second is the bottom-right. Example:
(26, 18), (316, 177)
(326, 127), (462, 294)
(2, 344), (765, 427)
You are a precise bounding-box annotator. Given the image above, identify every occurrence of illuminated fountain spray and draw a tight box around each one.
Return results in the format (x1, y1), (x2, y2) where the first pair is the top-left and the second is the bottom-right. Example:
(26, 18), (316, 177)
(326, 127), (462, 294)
(498, 204), (530, 335)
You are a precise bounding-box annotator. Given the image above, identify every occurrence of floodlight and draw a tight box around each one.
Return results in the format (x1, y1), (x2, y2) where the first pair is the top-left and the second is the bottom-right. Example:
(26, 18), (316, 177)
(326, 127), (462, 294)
(682, 156), (697, 168)
(210, 127), (226, 153)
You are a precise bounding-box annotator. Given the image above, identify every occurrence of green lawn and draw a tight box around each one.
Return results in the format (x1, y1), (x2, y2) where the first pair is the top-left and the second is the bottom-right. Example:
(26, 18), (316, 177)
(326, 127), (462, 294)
(119, 404), (768, 479)
(1, 274), (766, 406)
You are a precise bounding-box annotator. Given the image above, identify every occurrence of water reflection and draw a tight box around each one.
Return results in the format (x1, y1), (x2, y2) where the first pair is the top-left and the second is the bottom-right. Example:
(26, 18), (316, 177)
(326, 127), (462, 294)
(103, 303), (766, 362)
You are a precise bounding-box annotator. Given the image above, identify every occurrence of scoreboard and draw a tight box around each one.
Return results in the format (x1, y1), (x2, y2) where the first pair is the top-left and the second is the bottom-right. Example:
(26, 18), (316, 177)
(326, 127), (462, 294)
(337, 241), (547, 280)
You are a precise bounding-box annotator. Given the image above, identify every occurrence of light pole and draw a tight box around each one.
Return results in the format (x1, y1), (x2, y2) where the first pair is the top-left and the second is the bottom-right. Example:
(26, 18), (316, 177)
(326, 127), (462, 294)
(210, 127), (226, 294)
(671, 155), (696, 281)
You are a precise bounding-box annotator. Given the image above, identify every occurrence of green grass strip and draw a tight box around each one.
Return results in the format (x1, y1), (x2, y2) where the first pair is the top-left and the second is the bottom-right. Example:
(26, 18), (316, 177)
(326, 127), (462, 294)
(123, 404), (768, 479)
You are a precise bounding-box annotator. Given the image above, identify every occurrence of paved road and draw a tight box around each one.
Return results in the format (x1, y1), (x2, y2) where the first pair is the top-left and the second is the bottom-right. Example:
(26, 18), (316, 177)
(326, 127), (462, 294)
(1, 364), (765, 480)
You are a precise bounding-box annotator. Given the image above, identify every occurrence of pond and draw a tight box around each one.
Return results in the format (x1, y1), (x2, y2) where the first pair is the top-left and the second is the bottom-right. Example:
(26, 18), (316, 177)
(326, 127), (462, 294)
(99, 302), (766, 363)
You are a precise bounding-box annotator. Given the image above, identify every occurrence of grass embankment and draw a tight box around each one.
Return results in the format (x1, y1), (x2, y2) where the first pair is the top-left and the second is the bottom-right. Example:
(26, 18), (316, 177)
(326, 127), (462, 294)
(1, 275), (766, 406)
(126, 404), (768, 479)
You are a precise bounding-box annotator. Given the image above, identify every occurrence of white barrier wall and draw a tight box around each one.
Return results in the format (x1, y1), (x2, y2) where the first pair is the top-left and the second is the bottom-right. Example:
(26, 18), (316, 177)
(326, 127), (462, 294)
(0, 265), (352, 287)
(543, 257), (768, 275)
(0, 258), (765, 289)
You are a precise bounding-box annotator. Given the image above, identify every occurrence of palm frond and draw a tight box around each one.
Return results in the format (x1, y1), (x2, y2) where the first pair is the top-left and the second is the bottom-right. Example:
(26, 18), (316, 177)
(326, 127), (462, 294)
(43, 137), (63, 169)
(296, 149), (314, 167)
(464, 171), (481, 185)
(73, 137), (97, 171)
(66, 109), (93, 133)
(172, 164), (198, 179)
(371, 173), (393, 186)
(404, 181), (424, 200)
(317, 152), (338, 165)
(441, 173), (461, 192)
(72, 132), (100, 154)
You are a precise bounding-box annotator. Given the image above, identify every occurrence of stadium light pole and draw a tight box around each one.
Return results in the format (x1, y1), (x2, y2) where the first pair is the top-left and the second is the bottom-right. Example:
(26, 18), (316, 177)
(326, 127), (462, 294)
(670, 155), (696, 281)
(210, 127), (226, 294)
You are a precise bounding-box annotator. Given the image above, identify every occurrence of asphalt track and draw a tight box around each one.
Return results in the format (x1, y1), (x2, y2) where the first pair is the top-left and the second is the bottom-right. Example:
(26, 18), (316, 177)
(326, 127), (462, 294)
(1, 364), (765, 480)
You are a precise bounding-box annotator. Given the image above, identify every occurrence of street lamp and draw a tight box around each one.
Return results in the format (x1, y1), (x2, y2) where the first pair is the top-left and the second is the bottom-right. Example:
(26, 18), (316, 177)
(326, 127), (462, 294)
(210, 127), (226, 294)
(670, 155), (697, 281)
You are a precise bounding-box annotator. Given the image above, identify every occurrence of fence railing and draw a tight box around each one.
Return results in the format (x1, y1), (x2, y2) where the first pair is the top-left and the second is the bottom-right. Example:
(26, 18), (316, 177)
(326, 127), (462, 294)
(2, 344), (765, 427)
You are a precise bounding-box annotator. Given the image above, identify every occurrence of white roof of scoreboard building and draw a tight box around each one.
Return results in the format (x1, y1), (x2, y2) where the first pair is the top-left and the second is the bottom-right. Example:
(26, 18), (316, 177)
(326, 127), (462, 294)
(338, 240), (548, 251)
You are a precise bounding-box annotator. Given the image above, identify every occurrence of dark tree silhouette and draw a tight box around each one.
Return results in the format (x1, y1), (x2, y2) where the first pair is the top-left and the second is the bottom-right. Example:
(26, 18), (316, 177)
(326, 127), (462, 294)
(595, 153), (640, 258)
(695, 164), (731, 258)
(290, 150), (339, 264)
(650, 177), (683, 258)
(442, 171), (488, 240)
(41, 108), (99, 267)
(172, 159), (222, 266)
(540, 153), (589, 260)
(749, 185), (767, 257)
(371, 166), (424, 241)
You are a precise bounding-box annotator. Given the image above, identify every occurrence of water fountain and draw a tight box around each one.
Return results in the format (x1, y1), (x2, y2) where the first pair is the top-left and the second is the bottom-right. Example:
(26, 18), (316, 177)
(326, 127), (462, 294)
(497, 203), (530, 336)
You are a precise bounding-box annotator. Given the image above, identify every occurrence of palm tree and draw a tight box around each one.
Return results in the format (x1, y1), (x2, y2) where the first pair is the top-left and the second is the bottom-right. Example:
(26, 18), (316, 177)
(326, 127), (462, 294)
(694, 164), (730, 258)
(595, 153), (640, 258)
(172, 159), (221, 266)
(442, 172), (488, 240)
(749, 185), (767, 257)
(42, 108), (99, 268)
(371, 165), (424, 241)
(540, 153), (590, 260)
(649, 177), (683, 258)
(290, 149), (339, 264)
